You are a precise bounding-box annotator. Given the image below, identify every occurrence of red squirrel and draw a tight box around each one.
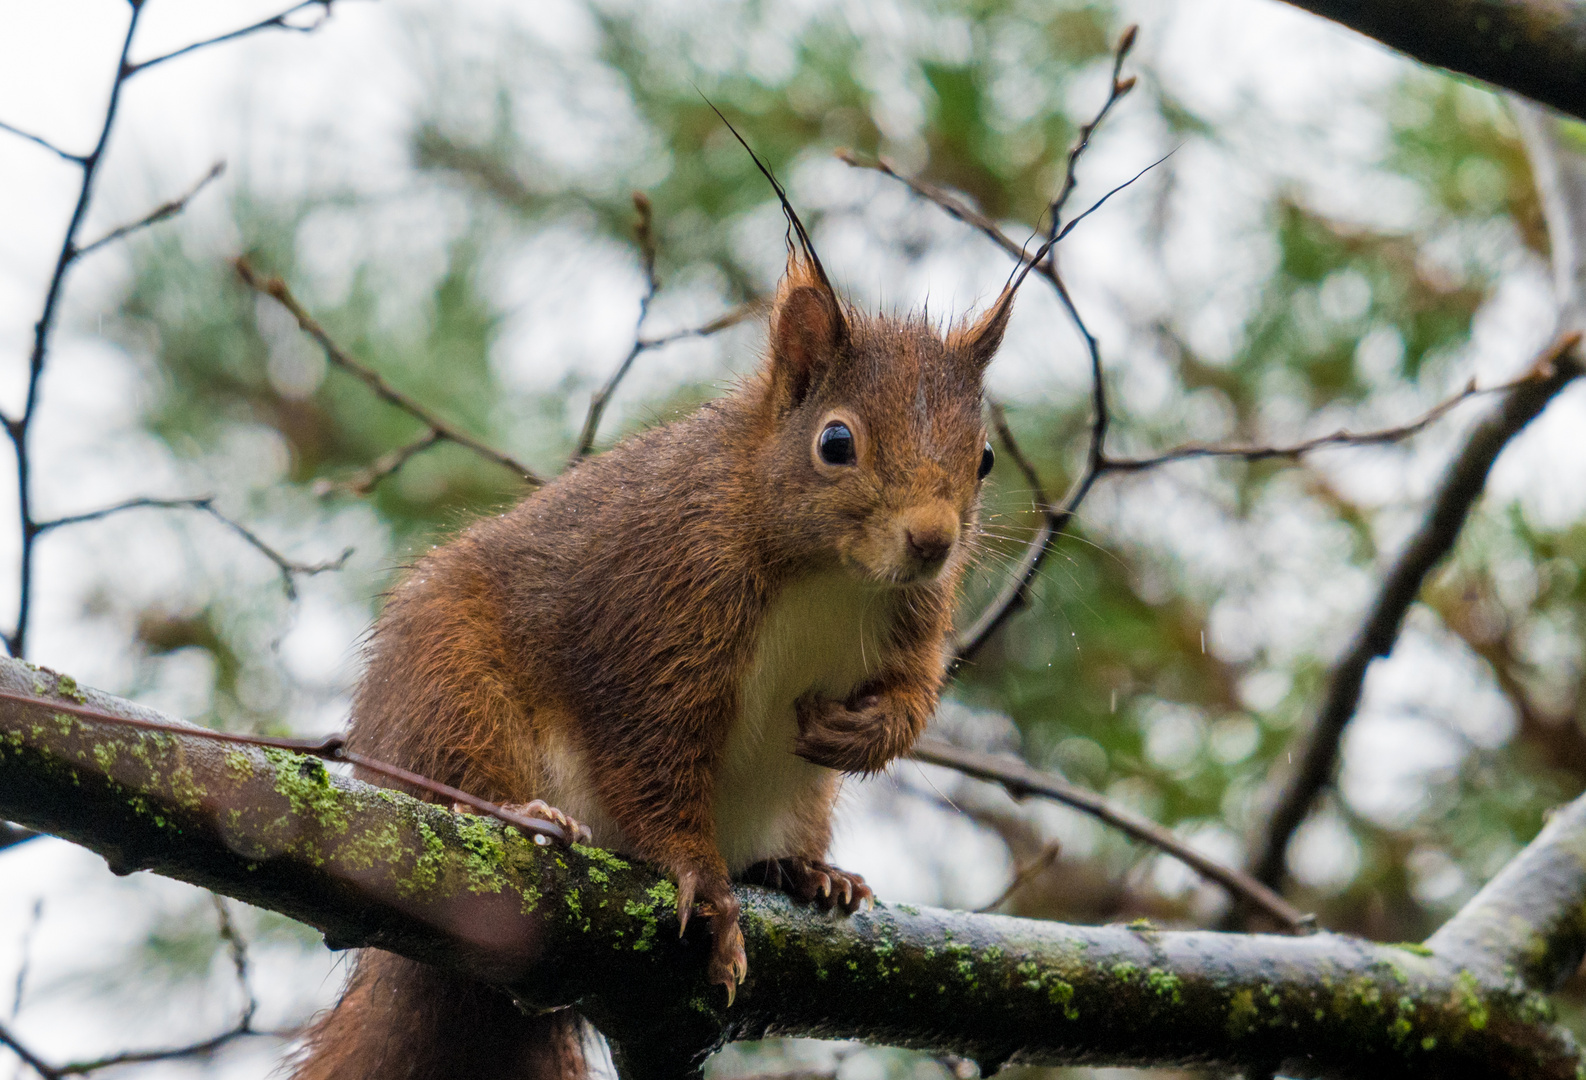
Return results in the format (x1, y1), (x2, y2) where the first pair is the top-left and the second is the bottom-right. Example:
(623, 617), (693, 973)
(290, 195), (1015, 1079)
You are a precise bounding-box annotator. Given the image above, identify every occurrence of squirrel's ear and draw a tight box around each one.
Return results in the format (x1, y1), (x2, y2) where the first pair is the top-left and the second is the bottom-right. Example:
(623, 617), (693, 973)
(770, 265), (846, 406)
(948, 286), (1014, 372)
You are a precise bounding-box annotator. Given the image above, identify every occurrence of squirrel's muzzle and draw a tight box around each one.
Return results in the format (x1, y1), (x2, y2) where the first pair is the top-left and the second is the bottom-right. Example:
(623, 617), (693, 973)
(899, 504), (959, 576)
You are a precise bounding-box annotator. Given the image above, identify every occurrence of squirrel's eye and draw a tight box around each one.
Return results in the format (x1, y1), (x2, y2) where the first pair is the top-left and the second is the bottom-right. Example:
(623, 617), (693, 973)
(818, 421), (857, 466)
(978, 441), (995, 480)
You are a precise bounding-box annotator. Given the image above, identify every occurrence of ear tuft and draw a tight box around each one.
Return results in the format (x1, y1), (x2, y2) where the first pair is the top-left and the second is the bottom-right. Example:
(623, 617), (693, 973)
(948, 287), (1014, 372)
(770, 259), (846, 405)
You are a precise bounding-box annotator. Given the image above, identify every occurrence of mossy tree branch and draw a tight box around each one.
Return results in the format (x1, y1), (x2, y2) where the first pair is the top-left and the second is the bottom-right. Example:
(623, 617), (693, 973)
(0, 656), (1582, 1079)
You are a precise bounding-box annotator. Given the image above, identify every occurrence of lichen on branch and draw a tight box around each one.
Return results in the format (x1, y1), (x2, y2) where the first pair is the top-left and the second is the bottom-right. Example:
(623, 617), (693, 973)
(0, 657), (1582, 1079)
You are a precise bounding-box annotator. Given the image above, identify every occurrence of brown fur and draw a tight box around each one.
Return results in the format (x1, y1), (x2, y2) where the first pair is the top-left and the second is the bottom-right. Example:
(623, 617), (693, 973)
(291, 256), (1011, 1080)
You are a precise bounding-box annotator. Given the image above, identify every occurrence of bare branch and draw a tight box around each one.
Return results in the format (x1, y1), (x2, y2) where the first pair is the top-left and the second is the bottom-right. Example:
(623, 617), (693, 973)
(637, 300), (764, 352)
(312, 430), (442, 497)
(211, 895), (258, 1028)
(0, 1019), (61, 1080)
(34, 496), (350, 602)
(124, 1), (335, 77)
(1246, 336), (1585, 891)
(909, 737), (1314, 933)
(1048, 26), (1138, 229)
(975, 839), (1063, 914)
(0, 120), (84, 165)
(10, 899), (42, 1020)
(575, 192), (663, 459)
(7, 5), (146, 659)
(1104, 368), (1550, 472)
(233, 259), (543, 489)
(74, 162), (225, 261)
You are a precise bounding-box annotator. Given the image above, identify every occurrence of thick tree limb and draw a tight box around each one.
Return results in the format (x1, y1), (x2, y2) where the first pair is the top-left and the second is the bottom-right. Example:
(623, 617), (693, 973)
(1276, 1), (1586, 123)
(1247, 338), (1584, 890)
(1, 659), (1583, 1078)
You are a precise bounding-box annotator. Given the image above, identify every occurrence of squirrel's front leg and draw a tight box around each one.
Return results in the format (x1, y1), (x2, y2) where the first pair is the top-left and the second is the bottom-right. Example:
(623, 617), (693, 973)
(794, 668), (938, 775)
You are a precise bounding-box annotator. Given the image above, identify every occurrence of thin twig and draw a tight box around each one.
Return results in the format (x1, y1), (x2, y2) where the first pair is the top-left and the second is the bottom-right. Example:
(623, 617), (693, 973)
(0, 121), (83, 165)
(1105, 371), (1545, 472)
(124, 1), (335, 76)
(0, 688), (572, 847)
(840, 31), (1138, 669)
(9, 900), (42, 1020)
(1049, 26), (1138, 230)
(234, 259), (542, 490)
(0, 1020), (60, 1080)
(34, 496), (350, 601)
(909, 737), (1314, 932)
(51, 1029), (288, 1077)
(575, 192), (663, 459)
(975, 840), (1063, 913)
(5, 0), (339, 659)
(636, 300), (763, 351)
(1245, 335), (1585, 891)
(74, 162), (225, 261)
(5, 5), (146, 659)
(211, 896), (258, 1028)
(312, 430), (442, 496)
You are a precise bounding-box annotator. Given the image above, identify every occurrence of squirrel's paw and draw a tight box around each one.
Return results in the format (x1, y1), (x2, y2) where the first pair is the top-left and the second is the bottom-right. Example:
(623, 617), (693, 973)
(453, 799), (592, 845)
(793, 693), (891, 774)
(742, 856), (873, 915)
(676, 868), (748, 1005)
(507, 800), (593, 845)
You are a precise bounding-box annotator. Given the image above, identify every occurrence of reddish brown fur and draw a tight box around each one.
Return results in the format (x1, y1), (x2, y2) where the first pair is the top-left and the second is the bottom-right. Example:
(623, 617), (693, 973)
(291, 257), (1012, 1080)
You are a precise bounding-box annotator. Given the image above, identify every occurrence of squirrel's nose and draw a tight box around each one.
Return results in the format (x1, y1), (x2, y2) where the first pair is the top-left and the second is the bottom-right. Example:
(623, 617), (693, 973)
(903, 513), (958, 567)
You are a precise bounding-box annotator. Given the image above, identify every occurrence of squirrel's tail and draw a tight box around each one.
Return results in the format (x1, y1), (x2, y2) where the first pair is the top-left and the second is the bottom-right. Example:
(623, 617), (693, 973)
(290, 949), (587, 1080)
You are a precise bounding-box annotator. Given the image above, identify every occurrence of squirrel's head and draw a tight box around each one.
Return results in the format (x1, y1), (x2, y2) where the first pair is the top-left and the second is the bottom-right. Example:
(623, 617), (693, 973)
(751, 255), (1012, 587)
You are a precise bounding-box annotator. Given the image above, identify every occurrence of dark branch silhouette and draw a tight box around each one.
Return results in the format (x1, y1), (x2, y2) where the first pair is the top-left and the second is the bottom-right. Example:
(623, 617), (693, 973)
(573, 197), (766, 460)
(1275, 0), (1586, 125)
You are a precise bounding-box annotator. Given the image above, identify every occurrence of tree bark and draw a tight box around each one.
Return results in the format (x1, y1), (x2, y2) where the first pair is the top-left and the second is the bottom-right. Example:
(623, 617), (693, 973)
(1278, 0), (1586, 122)
(0, 657), (1582, 1078)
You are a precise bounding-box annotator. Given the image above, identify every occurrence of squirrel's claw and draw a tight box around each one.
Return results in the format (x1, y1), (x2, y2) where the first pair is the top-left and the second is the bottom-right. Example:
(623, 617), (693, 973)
(744, 857), (871, 915)
(709, 919), (748, 1006)
(675, 870), (698, 936)
(458, 799), (592, 845)
(676, 868), (747, 1003)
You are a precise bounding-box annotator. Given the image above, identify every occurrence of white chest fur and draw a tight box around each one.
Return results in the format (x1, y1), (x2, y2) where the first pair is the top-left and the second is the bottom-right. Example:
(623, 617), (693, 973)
(713, 570), (894, 871)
